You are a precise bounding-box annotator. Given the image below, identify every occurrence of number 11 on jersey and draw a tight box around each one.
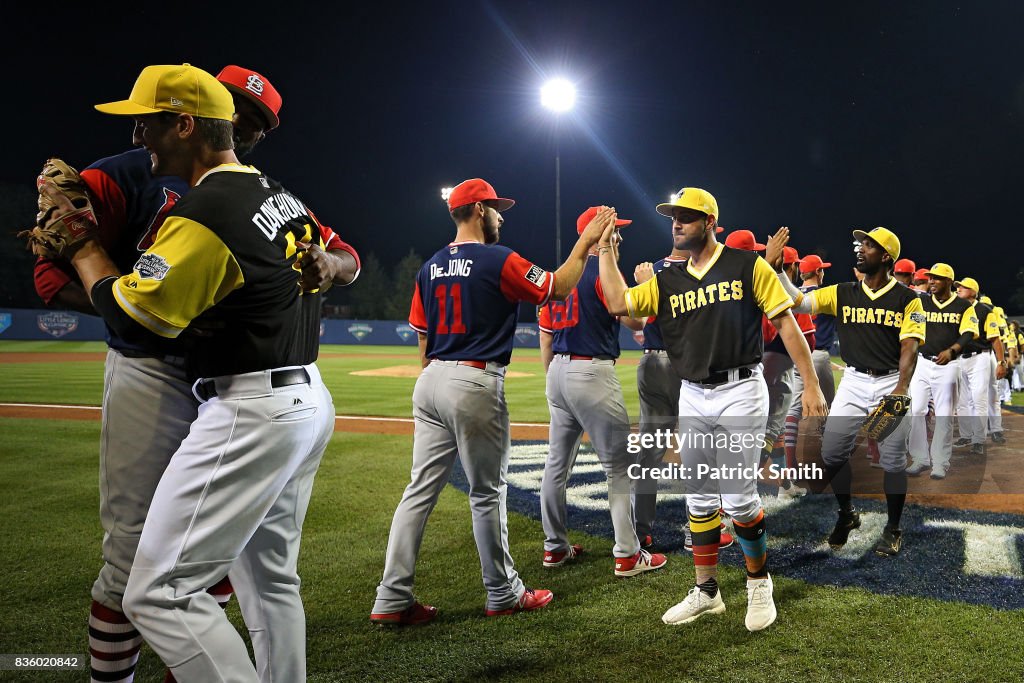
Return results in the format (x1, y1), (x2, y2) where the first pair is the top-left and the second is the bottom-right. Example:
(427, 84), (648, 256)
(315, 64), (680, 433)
(434, 283), (466, 334)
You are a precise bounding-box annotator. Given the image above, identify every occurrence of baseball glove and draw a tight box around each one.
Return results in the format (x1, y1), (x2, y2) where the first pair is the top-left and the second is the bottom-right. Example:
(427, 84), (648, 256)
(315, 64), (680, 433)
(17, 158), (97, 258)
(860, 394), (911, 441)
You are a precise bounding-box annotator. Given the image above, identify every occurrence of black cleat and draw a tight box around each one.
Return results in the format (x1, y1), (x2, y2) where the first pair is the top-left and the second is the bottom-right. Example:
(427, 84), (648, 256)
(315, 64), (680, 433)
(953, 437), (972, 448)
(971, 443), (986, 456)
(828, 510), (861, 549)
(991, 432), (1006, 445)
(874, 526), (903, 556)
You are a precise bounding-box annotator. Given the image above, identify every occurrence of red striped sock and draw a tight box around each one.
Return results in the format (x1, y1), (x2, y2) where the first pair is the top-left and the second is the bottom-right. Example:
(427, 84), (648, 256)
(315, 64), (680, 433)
(89, 601), (142, 683)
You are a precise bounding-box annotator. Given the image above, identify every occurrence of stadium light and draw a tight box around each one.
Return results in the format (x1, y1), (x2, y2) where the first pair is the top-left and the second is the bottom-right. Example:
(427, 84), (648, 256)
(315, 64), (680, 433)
(541, 78), (577, 264)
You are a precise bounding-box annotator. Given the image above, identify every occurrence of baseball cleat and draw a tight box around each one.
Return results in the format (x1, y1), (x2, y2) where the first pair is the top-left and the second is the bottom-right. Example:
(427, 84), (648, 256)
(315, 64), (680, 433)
(485, 588), (553, 616)
(745, 573), (778, 632)
(614, 549), (667, 577)
(930, 469), (946, 480)
(953, 437), (972, 448)
(971, 443), (986, 456)
(370, 601), (438, 626)
(779, 481), (808, 497)
(718, 526), (735, 549)
(873, 526), (903, 556)
(662, 586), (726, 625)
(828, 509), (861, 549)
(639, 534), (655, 551)
(543, 544), (584, 568)
(991, 432), (1006, 445)
(905, 462), (929, 476)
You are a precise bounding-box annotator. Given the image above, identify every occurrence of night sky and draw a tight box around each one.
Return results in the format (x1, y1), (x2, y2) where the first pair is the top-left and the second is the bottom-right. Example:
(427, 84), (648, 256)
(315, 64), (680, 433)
(5, 1), (1024, 311)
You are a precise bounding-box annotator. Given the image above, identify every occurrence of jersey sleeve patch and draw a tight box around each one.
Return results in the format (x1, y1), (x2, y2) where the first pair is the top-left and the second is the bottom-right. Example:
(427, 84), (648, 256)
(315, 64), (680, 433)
(500, 252), (554, 305)
(134, 253), (171, 280)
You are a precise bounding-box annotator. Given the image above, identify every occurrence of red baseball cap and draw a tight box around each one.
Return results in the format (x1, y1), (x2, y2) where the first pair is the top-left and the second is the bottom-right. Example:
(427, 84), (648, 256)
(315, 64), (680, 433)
(447, 178), (515, 212)
(799, 254), (832, 274)
(893, 258), (916, 274)
(577, 206), (631, 234)
(783, 246), (800, 265)
(724, 229), (766, 251)
(913, 267), (929, 282)
(216, 65), (282, 129)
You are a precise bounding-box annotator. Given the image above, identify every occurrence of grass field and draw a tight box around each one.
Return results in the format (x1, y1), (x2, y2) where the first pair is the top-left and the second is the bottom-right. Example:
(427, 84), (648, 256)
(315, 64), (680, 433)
(1, 341), (1023, 681)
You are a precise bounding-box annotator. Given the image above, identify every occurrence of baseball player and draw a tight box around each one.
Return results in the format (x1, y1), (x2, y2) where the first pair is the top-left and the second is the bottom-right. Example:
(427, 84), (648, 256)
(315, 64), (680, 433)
(893, 258), (916, 287)
(986, 301), (1012, 437)
(782, 254), (838, 481)
(772, 226), (925, 556)
(371, 180), (616, 624)
(1010, 321), (1024, 392)
(911, 268), (930, 293)
(39, 63), (337, 682)
(906, 264), (979, 479)
(31, 66), (358, 683)
(632, 224), (735, 552)
(537, 206), (666, 576)
(953, 278), (1004, 455)
(597, 187), (828, 632)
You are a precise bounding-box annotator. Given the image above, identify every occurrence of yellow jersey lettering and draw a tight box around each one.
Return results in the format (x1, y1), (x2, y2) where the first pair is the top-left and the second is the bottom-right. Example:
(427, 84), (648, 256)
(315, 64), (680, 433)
(695, 286), (708, 308)
(731, 280), (743, 300)
(684, 290), (697, 311)
(718, 281), (731, 302)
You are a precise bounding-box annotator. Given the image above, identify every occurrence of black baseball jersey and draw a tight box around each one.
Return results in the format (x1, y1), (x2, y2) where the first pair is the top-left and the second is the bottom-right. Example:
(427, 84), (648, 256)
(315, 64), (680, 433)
(809, 279), (925, 371)
(625, 244), (792, 382)
(918, 295), (978, 356)
(963, 301), (1001, 353)
(112, 165), (320, 378)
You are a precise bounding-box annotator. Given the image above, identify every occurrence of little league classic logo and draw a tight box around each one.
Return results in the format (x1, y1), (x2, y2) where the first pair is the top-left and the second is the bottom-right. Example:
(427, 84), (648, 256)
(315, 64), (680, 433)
(0, 313), (11, 335)
(515, 325), (538, 344)
(448, 442), (1024, 610)
(37, 312), (79, 338)
(395, 324), (416, 343)
(347, 323), (373, 342)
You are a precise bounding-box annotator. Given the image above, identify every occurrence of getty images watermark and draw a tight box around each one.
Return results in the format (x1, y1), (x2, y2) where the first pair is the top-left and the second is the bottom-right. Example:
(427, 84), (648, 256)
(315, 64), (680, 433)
(625, 429), (824, 483)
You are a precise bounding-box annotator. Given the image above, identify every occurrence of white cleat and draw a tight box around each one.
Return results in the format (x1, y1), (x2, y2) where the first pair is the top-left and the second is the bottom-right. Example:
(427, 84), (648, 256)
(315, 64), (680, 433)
(662, 586), (726, 625)
(745, 573), (778, 632)
(778, 481), (807, 498)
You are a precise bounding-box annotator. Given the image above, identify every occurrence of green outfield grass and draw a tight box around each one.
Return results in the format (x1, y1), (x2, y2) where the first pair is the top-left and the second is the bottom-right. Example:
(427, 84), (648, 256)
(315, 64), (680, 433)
(1, 341), (1022, 680)
(1, 414), (1020, 682)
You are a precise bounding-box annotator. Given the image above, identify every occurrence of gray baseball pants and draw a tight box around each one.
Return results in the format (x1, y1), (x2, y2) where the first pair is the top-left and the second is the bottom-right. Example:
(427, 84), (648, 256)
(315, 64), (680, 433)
(633, 350), (682, 537)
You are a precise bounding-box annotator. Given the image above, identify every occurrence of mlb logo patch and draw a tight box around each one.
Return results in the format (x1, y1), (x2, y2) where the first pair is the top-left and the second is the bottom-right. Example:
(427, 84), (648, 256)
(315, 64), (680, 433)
(525, 265), (547, 287)
(910, 311), (927, 324)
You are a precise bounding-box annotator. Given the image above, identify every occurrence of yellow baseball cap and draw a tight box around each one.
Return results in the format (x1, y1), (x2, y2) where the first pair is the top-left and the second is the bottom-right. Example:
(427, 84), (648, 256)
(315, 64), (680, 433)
(852, 227), (900, 261)
(95, 64), (234, 121)
(656, 187), (719, 220)
(956, 277), (980, 293)
(925, 263), (955, 280)
(979, 295), (993, 305)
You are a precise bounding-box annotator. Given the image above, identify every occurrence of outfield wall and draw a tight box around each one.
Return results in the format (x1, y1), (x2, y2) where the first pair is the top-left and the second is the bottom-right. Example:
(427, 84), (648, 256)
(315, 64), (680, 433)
(0, 308), (646, 350)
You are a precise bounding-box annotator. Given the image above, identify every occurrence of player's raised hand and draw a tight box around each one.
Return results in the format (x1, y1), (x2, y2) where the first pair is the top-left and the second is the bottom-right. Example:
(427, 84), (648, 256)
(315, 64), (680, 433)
(581, 206), (616, 248)
(765, 227), (789, 272)
(634, 262), (655, 284)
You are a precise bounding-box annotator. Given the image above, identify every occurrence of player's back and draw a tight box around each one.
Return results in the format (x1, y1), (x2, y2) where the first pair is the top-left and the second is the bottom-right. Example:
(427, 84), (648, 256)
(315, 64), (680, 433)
(413, 242), (546, 366)
(166, 167), (316, 376)
(542, 256), (619, 358)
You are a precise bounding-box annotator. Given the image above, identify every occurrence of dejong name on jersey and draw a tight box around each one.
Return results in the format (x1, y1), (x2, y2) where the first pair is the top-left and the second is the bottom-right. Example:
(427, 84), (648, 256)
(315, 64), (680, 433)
(430, 259), (473, 279)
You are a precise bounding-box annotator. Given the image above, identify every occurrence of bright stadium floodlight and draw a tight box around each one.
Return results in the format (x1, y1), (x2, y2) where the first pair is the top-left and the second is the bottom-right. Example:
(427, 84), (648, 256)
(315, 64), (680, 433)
(541, 78), (577, 113)
(541, 78), (577, 264)
(441, 187), (454, 202)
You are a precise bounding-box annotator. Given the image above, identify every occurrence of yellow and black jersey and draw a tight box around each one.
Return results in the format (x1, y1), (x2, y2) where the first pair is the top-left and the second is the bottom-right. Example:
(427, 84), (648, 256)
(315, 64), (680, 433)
(624, 244), (792, 382)
(918, 295), (978, 356)
(964, 301), (1000, 354)
(110, 164), (320, 377)
(810, 279), (925, 371)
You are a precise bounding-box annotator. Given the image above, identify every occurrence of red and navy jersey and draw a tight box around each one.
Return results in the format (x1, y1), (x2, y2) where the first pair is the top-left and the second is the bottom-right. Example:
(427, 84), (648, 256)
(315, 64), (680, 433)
(802, 284), (837, 350)
(640, 256), (687, 350)
(538, 255), (619, 358)
(409, 242), (554, 365)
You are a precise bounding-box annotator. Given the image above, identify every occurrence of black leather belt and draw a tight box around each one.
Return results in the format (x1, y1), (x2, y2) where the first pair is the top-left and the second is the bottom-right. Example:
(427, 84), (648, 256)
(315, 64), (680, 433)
(852, 367), (899, 377)
(959, 350), (986, 359)
(694, 367), (754, 385)
(195, 368), (310, 402)
(921, 354), (939, 362)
